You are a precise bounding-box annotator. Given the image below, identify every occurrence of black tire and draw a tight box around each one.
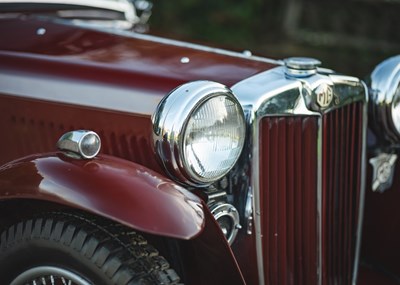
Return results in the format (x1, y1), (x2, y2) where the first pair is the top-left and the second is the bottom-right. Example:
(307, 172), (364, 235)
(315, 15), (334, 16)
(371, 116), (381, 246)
(0, 212), (181, 285)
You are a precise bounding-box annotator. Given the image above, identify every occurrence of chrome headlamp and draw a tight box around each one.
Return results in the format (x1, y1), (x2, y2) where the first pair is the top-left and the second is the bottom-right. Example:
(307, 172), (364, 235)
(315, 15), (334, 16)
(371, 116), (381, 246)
(152, 81), (246, 186)
(370, 55), (400, 143)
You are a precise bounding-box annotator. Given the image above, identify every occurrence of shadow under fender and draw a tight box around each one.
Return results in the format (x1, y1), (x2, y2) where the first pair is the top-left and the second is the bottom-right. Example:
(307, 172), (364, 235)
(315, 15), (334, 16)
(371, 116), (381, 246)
(0, 152), (204, 239)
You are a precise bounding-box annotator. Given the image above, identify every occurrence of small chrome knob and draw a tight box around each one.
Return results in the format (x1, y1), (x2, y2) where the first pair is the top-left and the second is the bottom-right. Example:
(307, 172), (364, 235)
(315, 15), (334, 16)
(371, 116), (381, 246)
(284, 57), (321, 77)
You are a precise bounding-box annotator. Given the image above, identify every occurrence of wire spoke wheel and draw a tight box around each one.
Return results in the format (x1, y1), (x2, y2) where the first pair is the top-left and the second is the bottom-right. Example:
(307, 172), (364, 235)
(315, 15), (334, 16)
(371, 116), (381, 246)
(11, 266), (91, 285)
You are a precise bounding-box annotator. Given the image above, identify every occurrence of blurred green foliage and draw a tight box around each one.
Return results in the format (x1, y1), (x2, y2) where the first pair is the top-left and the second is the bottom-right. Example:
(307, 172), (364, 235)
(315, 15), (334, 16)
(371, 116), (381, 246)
(150, 0), (399, 77)
(151, 0), (267, 47)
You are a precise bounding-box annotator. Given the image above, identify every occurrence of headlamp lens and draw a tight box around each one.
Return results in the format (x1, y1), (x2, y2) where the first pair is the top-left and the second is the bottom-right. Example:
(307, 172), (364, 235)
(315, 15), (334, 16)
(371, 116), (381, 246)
(183, 95), (245, 182)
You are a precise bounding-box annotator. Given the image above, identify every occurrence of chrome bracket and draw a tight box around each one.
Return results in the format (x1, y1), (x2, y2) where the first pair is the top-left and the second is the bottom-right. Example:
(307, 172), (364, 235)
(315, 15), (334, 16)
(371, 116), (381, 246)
(370, 153), (398, 193)
(245, 190), (253, 235)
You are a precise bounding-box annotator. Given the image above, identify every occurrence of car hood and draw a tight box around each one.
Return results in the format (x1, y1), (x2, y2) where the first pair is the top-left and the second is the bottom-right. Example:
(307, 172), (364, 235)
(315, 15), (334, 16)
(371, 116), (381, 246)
(0, 16), (278, 92)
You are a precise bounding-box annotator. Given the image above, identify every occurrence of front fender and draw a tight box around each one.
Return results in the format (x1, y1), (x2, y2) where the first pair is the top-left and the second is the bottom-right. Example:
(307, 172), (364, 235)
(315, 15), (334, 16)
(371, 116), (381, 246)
(0, 152), (204, 239)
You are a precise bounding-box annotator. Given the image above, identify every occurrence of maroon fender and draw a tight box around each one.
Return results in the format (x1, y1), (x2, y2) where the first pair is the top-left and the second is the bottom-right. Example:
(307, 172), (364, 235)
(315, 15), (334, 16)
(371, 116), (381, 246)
(0, 152), (246, 284)
(0, 152), (204, 239)
(181, 207), (246, 285)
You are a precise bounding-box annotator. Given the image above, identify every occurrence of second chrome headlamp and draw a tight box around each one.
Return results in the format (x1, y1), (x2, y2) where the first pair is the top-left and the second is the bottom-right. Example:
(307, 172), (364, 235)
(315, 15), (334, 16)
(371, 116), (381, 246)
(370, 55), (400, 143)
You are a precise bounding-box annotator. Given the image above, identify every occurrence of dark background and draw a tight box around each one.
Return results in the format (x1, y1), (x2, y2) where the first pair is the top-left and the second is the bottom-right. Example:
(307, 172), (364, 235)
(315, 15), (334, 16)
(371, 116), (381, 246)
(149, 0), (399, 78)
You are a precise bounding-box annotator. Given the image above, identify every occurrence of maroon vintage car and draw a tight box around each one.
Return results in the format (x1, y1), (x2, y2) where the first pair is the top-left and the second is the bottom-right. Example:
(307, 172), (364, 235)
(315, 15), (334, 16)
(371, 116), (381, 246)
(0, 1), (399, 284)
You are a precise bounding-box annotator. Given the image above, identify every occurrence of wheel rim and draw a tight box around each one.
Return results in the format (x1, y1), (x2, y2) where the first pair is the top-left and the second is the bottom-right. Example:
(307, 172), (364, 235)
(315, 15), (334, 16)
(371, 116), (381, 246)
(10, 266), (91, 285)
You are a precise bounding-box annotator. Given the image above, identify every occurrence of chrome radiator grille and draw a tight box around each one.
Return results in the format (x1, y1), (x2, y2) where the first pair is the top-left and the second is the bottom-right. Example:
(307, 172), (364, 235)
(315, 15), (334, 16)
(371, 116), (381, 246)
(259, 103), (364, 285)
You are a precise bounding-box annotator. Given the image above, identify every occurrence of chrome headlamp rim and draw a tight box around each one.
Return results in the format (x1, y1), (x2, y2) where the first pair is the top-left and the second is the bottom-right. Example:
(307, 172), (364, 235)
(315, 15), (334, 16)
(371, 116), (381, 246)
(370, 55), (400, 143)
(152, 80), (246, 187)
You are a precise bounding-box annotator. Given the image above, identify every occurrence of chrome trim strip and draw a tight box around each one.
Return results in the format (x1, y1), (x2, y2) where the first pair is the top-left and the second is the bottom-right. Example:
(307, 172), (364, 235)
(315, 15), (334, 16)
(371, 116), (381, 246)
(317, 115), (323, 285)
(232, 66), (367, 285)
(0, 71), (162, 116)
(248, 111), (264, 285)
(352, 83), (369, 285)
(125, 32), (282, 65)
(76, 24), (282, 66)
